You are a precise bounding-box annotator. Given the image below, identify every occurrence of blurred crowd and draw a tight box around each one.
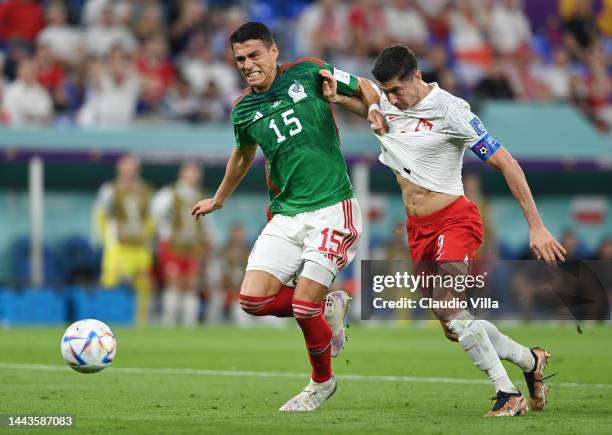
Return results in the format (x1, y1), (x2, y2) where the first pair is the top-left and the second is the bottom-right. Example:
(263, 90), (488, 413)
(0, 0), (610, 130)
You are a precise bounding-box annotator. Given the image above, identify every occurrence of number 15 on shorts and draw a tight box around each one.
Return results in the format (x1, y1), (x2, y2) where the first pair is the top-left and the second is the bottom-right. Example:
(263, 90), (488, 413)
(318, 228), (344, 255)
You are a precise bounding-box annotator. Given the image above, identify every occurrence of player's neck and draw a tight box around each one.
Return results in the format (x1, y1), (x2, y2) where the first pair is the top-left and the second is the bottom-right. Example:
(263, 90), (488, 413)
(412, 81), (433, 106)
(252, 64), (278, 93)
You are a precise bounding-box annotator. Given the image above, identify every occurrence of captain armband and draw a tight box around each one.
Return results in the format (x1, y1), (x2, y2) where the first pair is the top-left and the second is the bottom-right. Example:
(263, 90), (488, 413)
(470, 134), (501, 161)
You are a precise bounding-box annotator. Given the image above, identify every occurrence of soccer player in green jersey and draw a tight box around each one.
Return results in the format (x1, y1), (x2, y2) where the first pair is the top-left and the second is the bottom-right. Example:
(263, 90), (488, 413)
(191, 22), (371, 411)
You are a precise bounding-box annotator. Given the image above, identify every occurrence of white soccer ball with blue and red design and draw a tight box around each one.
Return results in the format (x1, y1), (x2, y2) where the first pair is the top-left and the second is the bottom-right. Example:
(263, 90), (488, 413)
(61, 319), (116, 373)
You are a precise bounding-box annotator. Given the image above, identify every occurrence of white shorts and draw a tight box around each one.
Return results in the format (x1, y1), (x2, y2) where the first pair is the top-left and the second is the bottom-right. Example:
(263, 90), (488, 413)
(246, 198), (362, 287)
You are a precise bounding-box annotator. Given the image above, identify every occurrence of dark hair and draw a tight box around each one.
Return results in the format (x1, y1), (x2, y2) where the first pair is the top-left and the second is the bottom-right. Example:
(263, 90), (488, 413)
(230, 22), (275, 48)
(372, 45), (418, 83)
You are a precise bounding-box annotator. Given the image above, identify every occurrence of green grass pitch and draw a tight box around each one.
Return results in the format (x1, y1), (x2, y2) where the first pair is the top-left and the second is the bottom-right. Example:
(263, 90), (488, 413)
(1, 323), (611, 434)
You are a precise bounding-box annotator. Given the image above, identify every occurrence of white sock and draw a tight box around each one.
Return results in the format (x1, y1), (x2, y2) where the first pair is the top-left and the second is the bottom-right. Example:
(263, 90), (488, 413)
(181, 292), (200, 326)
(481, 320), (536, 373)
(161, 287), (180, 326)
(447, 312), (518, 393)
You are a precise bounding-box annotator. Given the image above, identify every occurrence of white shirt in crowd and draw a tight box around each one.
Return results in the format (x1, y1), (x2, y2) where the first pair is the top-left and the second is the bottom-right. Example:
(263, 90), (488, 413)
(383, 3), (429, 45)
(85, 25), (137, 57)
(375, 83), (499, 196)
(37, 25), (83, 64)
(179, 58), (240, 106)
(78, 72), (140, 128)
(2, 80), (53, 127)
(488, 3), (532, 54)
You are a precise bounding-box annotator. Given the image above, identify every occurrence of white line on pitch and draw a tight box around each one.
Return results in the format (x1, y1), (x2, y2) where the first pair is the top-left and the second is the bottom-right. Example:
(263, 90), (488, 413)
(0, 362), (610, 390)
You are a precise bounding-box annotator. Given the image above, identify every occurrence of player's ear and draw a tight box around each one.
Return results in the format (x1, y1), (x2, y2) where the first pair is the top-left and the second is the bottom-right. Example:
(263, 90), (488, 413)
(414, 70), (422, 82)
(270, 42), (279, 61)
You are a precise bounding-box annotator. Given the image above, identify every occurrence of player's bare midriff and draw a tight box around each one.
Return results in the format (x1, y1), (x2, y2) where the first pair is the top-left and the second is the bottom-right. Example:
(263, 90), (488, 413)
(393, 170), (459, 217)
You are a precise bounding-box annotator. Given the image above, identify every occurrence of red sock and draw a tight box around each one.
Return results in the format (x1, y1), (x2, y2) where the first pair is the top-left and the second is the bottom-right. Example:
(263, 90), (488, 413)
(239, 286), (294, 317)
(293, 299), (332, 383)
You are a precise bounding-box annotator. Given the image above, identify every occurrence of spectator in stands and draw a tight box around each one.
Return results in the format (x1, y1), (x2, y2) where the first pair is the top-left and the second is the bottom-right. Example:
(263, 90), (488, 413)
(162, 74), (201, 122)
(131, 2), (166, 42)
(296, 0), (350, 58)
(421, 45), (459, 95)
(347, 0), (386, 57)
(2, 58), (53, 127)
(85, 2), (137, 58)
(474, 56), (515, 100)
(563, 0), (599, 61)
(448, 0), (492, 86)
(0, 0), (45, 46)
(383, 0), (429, 55)
(597, 0), (612, 36)
(178, 34), (239, 110)
(583, 47), (611, 131)
(136, 34), (175, 112)
(538, 47), (572, 101)
(505, 47), (552, 101)
(37, 1), (83, 67)
(33, 43), (68, 111)
(168, 0), (208, 55)
(77, 47), (140, 128)
(94, 154), (154, 324)
(488, 0), (532, 56)
(152, 161), (209, 326)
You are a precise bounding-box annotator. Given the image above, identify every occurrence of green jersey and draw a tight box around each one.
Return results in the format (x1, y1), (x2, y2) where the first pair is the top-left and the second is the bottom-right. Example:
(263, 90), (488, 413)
(231, 57), (359, 216)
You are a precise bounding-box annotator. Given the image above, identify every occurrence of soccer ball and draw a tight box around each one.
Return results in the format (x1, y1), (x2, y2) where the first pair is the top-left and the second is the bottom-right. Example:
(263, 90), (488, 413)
(61, 319), (117, 373)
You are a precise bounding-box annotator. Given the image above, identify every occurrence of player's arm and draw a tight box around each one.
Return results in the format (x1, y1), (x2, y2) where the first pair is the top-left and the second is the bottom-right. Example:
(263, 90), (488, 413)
(453, 104), (566, 263)
(318, 69), (387, 133)
(483, 147), (566, 263)
(191, 144), (257, 220)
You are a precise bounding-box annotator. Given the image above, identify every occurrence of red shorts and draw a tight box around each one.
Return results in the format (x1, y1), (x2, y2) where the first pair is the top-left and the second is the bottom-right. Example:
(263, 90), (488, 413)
(158, 240), (200, 279)
(406, 196), (484, 262)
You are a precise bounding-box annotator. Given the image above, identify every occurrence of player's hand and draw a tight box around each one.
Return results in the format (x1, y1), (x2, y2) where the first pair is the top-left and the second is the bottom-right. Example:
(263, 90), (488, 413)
(319, 69), (340, 103)
(529, 225), (567, 265)
(368, 109), (388, 135)
(191, 198), (223, 220)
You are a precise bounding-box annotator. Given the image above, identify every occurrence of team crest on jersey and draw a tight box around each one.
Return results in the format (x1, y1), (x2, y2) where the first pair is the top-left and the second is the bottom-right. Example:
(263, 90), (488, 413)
(288, 81), (307, 102)
(415, 118), (433, 132)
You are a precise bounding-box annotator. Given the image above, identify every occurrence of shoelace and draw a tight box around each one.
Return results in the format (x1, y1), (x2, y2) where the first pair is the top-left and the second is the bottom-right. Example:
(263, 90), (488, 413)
(525, 371), (559, 397)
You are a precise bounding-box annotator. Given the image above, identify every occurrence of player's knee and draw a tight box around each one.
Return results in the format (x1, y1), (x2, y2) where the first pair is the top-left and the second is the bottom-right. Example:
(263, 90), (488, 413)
(238, 293), (268, 316)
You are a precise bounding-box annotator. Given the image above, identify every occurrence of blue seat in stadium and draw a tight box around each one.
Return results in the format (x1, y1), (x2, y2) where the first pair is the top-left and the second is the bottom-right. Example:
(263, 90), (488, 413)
(0, 288), (66, 326)
(56, 235), (99, 285)
(70, 287), (135, 326)
(11, 236), (61, 285)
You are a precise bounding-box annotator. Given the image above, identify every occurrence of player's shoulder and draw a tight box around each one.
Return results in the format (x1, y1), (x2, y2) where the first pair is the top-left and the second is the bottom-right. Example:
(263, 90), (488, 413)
(436, 86), (471, 115)
(280, 56), (326, 74)
(231, 87), (255, 123)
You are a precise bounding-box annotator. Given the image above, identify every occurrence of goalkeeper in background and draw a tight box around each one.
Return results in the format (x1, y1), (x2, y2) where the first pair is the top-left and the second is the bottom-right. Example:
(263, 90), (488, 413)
(94, 154), (154, 324)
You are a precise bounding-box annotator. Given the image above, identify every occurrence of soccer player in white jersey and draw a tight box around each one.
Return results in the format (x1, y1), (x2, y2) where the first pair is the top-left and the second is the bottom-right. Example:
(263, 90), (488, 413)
(322, 45), (566, 416)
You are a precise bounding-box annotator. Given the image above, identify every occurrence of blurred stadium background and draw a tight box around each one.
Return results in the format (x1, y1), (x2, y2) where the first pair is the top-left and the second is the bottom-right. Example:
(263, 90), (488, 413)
(0, 0), (610, 326)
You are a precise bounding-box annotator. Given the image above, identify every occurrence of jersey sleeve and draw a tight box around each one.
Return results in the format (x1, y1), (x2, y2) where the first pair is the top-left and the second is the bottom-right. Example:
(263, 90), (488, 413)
(320, 63), (360, 97)
(233, 123), (256, 149)
(446, 101), (501, 161)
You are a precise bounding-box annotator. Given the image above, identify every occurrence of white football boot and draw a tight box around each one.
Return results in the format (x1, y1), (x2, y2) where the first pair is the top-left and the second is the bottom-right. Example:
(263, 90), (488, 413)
(324, 291), (351, 358)
(279, 376), (337, 411)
